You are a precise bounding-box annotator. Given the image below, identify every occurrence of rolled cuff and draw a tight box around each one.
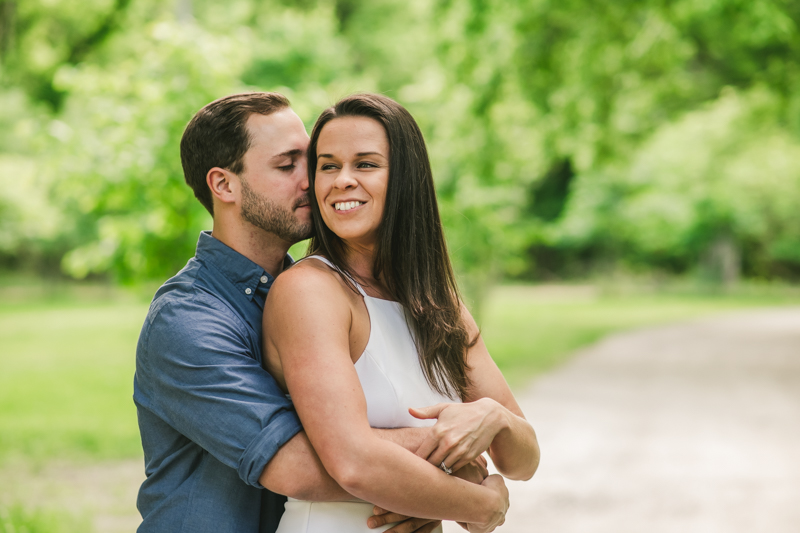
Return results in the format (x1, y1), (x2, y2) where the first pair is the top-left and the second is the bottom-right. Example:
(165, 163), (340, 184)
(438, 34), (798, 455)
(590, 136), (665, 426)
(238, 409), (303, 488)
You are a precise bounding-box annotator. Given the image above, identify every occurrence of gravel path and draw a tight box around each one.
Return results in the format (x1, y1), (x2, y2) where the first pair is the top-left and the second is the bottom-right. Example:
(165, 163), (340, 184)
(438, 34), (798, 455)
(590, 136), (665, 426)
(444, 307), (800, 532)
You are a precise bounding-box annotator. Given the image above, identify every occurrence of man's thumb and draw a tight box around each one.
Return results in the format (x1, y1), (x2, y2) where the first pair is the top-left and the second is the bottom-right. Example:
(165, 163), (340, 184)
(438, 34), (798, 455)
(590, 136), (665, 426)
(409, 403), (446, 419)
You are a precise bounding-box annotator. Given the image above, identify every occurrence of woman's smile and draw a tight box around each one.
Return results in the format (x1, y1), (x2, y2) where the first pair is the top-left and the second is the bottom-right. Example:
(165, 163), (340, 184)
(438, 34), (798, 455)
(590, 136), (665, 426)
(334, 200), (366, 212)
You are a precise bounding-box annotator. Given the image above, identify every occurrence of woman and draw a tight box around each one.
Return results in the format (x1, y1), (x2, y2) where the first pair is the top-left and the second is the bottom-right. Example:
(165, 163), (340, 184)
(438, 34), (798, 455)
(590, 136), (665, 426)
(263, 94), (539, 533)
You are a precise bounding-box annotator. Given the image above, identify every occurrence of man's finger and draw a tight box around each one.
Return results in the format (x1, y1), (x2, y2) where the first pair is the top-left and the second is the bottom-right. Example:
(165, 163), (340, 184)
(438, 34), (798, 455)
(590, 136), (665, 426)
(414, 521), (443, 533)
(368, 512), (414, 528)
(408, 404), (447, 420)
(381, 517), (441, 533)
(414, 436), (440, 462)
(374, 516), (439, 532)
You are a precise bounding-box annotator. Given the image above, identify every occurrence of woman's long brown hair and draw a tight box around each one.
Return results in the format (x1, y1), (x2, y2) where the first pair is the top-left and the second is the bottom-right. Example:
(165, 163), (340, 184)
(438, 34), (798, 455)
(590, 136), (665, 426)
(306, 93), (476, 400)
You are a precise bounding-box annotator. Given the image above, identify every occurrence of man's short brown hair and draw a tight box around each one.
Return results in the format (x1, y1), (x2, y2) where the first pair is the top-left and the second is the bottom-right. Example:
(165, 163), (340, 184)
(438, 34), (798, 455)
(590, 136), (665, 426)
(180, 92), (290, 215)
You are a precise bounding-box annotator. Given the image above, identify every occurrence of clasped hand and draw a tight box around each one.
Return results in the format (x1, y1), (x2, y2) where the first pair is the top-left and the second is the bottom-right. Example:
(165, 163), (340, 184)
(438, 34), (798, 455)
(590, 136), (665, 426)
(368, 399), (511, 533)
(368, 455), (494, 532)
(410, 398), (507, 472)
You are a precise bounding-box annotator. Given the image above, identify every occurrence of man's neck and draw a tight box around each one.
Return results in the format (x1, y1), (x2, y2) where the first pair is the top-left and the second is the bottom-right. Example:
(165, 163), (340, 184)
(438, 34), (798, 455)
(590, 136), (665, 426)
(211, 222), (291, 278)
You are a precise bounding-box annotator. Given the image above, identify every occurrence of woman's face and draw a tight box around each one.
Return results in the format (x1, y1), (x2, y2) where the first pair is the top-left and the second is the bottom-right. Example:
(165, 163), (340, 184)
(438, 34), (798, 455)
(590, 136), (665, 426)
(314, 116), (390, 250)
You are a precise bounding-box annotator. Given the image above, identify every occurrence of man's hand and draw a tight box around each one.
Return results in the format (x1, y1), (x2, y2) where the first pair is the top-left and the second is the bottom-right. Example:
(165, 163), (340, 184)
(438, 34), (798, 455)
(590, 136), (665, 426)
(452, 454), (489, 485)
(368, 456), (490, 532)
(367, 509), (441, 532)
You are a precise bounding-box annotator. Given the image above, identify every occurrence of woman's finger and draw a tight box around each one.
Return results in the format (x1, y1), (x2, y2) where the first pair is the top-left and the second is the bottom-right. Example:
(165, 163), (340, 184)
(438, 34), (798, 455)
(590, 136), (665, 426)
(443, 442), (479, 473)
(424, 444), (451, 470)
(408, 404), (448, 420)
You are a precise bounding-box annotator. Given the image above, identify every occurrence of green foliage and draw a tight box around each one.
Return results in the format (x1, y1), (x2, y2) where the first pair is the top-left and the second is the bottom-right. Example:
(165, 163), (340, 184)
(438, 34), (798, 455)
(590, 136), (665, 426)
(2, 0), (800, 293)
(553, 86), (800, 278)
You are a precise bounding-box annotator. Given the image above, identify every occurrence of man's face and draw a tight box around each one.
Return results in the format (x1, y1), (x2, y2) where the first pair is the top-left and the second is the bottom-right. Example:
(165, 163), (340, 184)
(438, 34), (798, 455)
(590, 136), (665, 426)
(237, 108), (313, 244)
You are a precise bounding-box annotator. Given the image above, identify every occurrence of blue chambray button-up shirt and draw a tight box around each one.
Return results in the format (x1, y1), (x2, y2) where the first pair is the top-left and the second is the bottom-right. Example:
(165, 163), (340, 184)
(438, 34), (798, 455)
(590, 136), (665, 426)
(134, 231), (302, 533)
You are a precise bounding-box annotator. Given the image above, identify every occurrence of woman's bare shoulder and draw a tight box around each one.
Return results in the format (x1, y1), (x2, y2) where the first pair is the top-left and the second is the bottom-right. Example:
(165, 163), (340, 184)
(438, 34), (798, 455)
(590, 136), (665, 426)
(268, 257), (353, 306)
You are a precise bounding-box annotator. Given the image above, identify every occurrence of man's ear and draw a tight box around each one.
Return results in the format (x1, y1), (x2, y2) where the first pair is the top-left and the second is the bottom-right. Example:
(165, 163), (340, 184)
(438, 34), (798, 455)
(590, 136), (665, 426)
(207, 167), (238, 206)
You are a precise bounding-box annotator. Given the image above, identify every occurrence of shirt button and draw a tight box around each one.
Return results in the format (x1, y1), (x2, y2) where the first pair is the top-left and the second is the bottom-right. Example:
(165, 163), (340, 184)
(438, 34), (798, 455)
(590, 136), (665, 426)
(260, 276), (268, 284)
(245, 288), (252, 295)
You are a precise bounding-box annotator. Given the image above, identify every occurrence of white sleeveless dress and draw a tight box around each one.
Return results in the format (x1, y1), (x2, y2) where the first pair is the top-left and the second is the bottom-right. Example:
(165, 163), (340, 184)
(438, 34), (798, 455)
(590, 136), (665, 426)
(275, 256), (458, 533)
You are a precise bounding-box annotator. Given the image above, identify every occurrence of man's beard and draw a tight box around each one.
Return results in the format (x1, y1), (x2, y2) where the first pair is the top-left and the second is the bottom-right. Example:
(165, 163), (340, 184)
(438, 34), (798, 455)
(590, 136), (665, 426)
(240, 177), (313, 243)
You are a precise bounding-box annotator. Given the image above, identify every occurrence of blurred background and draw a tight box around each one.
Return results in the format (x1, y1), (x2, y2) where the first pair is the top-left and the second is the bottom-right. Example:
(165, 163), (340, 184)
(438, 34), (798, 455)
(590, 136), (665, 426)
(1, 0), (799, 531)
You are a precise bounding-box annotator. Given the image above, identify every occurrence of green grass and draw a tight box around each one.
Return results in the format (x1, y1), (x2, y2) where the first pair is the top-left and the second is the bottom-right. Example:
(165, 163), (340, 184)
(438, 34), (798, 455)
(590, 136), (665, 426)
(0, 504), (89, 533)
(0, 278), (797, 463)
(0, 280), (149, 463)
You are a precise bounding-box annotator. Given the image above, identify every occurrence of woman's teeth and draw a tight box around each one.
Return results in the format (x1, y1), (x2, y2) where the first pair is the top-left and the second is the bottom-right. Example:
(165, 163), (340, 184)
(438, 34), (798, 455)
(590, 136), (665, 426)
(334, 201), (364, 212)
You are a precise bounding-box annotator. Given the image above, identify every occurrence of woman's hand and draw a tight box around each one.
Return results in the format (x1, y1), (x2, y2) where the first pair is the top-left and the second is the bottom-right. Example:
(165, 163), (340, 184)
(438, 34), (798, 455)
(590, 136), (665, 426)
(410, 398), (509, 473)
(467, 475), (508, 533)
(369, 456), (490, 532)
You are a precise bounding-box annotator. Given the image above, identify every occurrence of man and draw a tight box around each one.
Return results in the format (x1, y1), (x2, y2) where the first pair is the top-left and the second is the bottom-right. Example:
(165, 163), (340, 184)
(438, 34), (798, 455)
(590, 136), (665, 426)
(134, 92), (508, 533)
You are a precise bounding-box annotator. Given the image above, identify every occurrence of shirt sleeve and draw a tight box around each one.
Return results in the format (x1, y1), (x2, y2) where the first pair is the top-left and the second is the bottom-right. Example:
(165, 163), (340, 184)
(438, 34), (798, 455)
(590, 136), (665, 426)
(135, 292), (302, 488)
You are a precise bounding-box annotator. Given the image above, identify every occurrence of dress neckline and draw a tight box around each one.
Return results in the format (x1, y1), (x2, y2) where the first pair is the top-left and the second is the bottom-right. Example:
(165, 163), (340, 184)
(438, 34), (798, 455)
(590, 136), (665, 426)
(302, 255), (401, 305)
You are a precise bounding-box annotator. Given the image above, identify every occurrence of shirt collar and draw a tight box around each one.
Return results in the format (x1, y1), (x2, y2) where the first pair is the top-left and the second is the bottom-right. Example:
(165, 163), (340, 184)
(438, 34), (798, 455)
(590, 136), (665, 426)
(195, 231), (293, 301)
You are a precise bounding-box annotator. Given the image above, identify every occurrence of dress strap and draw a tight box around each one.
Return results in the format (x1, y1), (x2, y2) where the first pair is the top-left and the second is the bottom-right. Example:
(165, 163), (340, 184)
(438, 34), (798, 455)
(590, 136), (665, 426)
(300, 255), (368, 297)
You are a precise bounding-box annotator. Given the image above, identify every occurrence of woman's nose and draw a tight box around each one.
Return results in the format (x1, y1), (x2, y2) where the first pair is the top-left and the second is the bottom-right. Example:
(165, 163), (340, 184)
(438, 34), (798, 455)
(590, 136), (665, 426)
(333, 166), (357, 189)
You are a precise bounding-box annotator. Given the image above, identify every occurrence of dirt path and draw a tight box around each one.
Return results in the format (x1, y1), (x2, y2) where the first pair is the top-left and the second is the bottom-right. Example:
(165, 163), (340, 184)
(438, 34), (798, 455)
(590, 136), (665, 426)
(444, 307), (800, 532)
(0, 459), (144, 532)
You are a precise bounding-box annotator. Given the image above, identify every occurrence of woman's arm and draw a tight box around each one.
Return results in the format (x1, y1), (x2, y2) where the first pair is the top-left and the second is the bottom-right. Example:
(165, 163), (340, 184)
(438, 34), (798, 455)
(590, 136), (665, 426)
(264, 264), (508, 532)
(411, 304), (540, 481)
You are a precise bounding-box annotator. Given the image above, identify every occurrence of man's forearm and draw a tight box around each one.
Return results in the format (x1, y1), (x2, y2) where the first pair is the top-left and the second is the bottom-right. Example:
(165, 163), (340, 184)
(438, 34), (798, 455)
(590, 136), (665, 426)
(373, 427), (429, 454)
(260, 430), (348, 501)
(260, 427), (430, 501)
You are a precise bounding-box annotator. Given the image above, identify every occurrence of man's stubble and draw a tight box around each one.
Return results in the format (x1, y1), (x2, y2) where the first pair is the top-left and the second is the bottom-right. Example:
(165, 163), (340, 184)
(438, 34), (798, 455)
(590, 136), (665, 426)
(239, 176), (313, 244)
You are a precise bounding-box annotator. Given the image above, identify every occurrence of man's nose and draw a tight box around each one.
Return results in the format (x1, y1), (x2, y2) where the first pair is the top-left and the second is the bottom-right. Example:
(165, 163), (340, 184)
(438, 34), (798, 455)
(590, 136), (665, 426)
(297, 158), (309, 190)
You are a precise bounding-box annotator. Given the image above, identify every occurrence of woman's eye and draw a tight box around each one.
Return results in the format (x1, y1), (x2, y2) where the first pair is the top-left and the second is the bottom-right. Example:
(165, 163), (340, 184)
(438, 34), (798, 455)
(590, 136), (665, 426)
(357, 162), (377, 168)
(320, 163), (336, 171)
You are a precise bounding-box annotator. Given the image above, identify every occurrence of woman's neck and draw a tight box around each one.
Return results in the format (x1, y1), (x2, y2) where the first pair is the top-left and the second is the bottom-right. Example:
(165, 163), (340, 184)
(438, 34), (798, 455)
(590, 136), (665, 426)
(341, 241), (391, 298)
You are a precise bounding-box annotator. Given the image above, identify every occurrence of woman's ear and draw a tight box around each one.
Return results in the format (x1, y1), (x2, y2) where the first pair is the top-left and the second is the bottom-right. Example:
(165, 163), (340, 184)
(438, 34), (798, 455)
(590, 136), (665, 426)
(207, 167), (238, 206)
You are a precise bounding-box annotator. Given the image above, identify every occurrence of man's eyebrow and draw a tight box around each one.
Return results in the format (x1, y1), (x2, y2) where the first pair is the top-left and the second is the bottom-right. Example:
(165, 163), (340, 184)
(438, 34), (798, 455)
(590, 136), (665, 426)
(317, 151), (386, 159)
(271, 149), (303, 160)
